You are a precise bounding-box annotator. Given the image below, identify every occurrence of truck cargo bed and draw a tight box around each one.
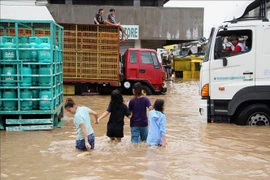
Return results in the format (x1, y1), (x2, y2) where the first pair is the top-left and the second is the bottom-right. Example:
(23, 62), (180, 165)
(60, 24), (120, 83)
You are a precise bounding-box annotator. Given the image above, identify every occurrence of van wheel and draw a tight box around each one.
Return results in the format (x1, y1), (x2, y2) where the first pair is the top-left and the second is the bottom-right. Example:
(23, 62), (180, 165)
(142, 85), (152, 95)
(236, 104), (270, 126)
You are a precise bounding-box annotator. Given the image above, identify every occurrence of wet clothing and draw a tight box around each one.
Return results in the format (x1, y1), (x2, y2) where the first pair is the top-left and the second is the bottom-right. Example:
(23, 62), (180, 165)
(107, 13), (117, 24)
(129, 96), (151, 143)
(106, 103), (131, 138)
(76, 133), (95, 150)
(74, 106), (94, 140)
(107, 125), (124, 138)
(94, 13), (104, 24)
(147, 110), (166, 146)
(131, 126), (148, 143)
(128, 96), (151, 127)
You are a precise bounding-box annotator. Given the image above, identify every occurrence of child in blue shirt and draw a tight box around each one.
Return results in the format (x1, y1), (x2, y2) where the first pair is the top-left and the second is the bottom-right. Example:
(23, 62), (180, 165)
(65, 98), (98, 151)
(147, 99), (167, 147)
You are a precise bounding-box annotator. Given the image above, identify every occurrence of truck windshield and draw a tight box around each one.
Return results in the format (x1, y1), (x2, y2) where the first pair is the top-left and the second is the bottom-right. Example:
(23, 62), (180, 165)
(204, 28), (215, 62)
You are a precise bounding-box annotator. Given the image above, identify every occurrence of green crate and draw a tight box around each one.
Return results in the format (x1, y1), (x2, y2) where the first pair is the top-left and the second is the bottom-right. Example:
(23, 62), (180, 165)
(0, 20), (64, 131)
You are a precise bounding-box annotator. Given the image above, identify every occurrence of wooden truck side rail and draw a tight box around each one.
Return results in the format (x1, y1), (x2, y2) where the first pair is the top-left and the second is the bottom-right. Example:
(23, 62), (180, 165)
(60, 23), (120, 83)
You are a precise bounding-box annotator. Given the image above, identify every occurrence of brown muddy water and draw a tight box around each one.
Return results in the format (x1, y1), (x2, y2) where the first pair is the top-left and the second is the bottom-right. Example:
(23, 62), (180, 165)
(1, 80), (270, 180)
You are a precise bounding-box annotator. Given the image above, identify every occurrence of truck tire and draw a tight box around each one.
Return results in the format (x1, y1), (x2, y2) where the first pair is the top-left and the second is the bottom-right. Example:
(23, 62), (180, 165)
(236, 104), (270, 126)
(142, 85), (152, 95)
(75, 84), (82, 95)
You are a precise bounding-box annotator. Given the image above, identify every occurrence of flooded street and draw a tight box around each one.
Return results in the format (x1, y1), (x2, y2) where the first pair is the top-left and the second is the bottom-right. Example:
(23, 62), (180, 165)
(1, 80), (270, 180)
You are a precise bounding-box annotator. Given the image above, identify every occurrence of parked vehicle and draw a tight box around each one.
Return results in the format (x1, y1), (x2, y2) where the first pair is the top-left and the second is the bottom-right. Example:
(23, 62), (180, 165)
(61, 23), (166, 95)
(199, 0), (270, 126)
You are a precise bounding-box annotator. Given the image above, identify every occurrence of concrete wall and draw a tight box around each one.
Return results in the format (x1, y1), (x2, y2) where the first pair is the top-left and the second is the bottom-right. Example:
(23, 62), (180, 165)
(47, 4), (204, 41)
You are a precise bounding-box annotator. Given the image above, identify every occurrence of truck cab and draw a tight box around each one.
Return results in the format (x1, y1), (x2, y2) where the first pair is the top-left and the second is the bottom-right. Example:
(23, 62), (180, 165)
(122, 48), (167, 95)
(199, 0), (270, 126)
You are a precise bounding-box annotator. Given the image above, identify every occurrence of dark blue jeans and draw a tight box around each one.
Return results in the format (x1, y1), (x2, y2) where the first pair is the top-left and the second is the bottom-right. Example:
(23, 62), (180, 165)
(76, 133), (95, 151)
(131, 126), (148, 143)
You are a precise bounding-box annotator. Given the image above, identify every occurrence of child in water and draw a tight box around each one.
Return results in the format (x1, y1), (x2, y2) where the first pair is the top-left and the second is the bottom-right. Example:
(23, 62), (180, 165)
(147, 99), (167, 147)
(128, 82), (152, 143)
(64, 98), (98, 151)
(97, 89), (131, 142)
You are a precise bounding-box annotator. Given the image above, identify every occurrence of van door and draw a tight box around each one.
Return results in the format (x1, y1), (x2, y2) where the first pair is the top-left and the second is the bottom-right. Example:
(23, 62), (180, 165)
(210, 27), (255, 100)
(138, 50), (163, 85)
(256, 27), (270, 86)
(125, 50), (139, 79)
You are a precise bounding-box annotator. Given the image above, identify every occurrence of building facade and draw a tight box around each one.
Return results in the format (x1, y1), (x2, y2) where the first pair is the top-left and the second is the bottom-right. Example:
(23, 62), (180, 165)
(47, 0), (204, 53)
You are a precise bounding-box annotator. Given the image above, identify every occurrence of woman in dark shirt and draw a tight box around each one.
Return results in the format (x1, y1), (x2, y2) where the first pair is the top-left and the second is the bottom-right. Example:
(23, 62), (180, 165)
(128, 83), (152, 143)
(98, 89), (131, 142)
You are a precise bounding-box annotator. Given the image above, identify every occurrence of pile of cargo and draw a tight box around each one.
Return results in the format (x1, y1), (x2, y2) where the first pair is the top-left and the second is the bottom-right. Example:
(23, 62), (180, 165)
(0, 20), (64, 131)
(173, 54), (203, 79)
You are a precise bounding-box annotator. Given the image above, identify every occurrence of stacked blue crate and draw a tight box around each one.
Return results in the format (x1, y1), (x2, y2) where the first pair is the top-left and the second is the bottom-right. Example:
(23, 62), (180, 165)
(0, 20), (64, 131)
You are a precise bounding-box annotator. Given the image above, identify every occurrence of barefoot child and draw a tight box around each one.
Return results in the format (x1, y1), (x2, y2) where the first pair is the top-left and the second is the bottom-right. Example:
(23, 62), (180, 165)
(64, 98), (98, 150)
(97, 90), (131, 142)
(147, 99), (167, 147)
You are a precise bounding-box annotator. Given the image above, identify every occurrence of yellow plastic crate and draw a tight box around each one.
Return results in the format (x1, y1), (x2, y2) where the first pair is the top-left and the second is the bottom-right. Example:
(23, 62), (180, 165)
(174, 60), (191, 71)
(192, 71), (200, 79)
(183, 71), (192, 79)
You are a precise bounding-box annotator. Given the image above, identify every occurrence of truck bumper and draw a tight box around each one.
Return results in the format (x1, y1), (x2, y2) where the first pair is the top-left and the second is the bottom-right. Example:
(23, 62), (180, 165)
(161, 82), (167, 93)
(199, 99), (208, 123)
(161, 86), (167, 93)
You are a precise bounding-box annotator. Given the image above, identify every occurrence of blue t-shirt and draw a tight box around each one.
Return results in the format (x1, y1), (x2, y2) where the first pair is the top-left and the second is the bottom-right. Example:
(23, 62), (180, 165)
(128, 96), (151, 127)
(74, 106), (94, 140)
(147, 110), (166, 146)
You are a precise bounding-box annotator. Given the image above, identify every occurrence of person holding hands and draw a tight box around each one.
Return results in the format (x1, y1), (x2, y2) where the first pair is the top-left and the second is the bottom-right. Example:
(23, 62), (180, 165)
(97, 90), (131, 142)
(147, 99), (167, 147)
(65, 98), (98, 151)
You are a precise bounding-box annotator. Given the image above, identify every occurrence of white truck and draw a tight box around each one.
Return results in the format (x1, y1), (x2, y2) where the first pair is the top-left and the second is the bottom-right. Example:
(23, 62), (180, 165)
(199, 0), (270, 126)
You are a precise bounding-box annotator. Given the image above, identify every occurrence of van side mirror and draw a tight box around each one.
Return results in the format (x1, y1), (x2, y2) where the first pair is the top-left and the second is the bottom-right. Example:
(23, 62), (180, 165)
(199, 37), (207, 43)
(214, 37), (223, 59)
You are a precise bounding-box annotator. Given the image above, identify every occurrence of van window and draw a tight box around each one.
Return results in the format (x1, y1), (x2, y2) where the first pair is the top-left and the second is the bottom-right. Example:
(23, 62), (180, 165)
(214, 30), (252, 59)
(141, 52), (153, 64)
(151, 52), (160, 69)
(130, 51), (137, 63)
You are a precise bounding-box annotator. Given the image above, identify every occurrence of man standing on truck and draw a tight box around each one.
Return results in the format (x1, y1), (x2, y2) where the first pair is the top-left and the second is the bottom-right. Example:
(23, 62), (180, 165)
(107, 9), (128, 42)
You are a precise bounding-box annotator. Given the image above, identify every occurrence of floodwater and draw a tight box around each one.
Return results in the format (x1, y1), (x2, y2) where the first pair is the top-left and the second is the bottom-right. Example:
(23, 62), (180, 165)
(1, 80), (270, 180)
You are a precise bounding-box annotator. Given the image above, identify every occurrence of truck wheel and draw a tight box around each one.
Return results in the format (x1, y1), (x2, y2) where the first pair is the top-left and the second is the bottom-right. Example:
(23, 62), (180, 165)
(236, 104), (270, 126)
(142, 85), (152, 95)
(75, 84), (82, 95)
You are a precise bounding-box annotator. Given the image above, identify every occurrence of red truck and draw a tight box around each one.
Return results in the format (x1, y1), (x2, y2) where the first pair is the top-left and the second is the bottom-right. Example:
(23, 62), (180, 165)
(61, 24), (166, 95)
(121, 48), (166, 95)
